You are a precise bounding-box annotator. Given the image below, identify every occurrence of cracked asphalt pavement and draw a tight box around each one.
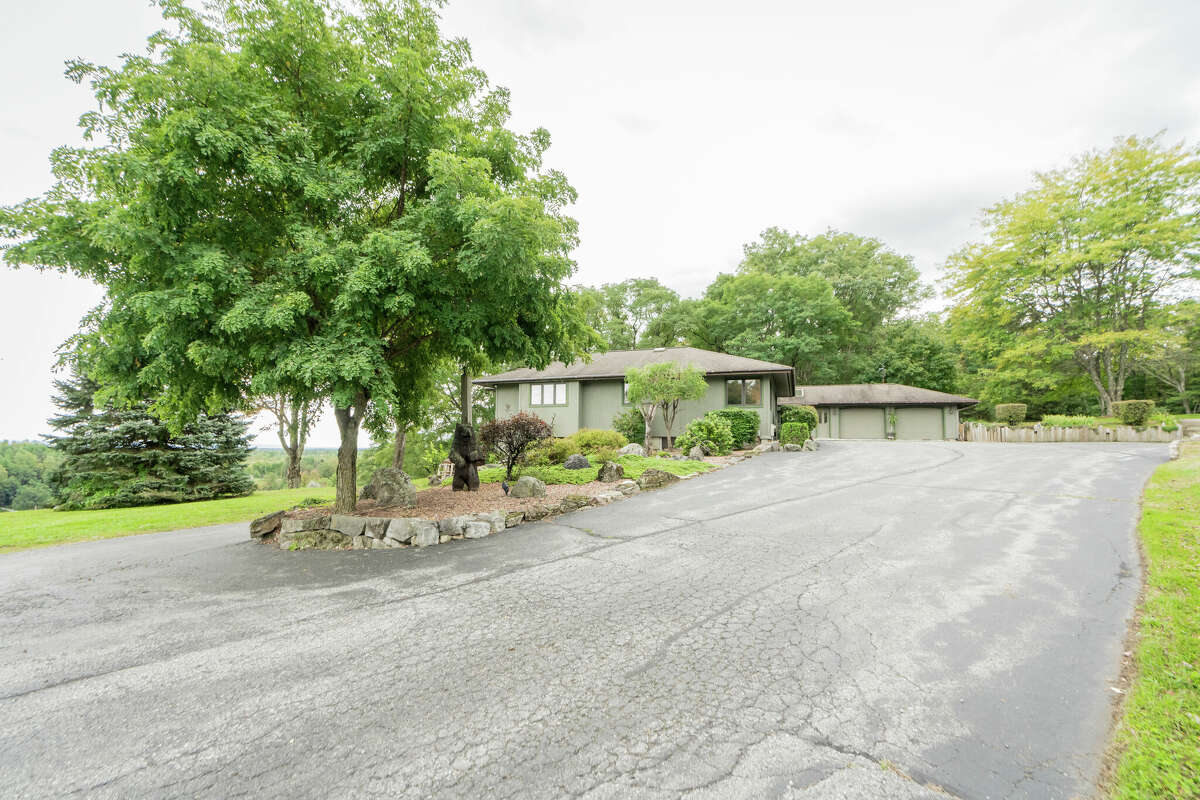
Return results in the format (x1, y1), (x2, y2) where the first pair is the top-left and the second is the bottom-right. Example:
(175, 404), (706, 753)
(0, 441), (1166, 799)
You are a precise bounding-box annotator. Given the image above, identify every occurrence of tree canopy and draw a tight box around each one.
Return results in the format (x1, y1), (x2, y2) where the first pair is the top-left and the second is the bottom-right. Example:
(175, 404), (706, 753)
(1, 0), (591, 512)
(945, 135), (1200, 414)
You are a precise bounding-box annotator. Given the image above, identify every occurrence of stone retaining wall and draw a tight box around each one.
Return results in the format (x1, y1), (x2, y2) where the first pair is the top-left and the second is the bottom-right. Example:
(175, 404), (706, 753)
(959, 422), (1180, 444)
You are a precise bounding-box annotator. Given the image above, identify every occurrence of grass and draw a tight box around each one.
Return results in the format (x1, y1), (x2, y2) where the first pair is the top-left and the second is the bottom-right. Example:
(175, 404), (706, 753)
(1107, 440), (1200, 799)
(0, 487), (335, 554)
(476, 454), (715, 486)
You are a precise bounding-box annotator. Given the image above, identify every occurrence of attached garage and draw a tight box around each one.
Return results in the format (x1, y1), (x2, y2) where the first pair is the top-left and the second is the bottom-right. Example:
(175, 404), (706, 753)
(839, 407), (887, 439)
(781, 383), (977, 441)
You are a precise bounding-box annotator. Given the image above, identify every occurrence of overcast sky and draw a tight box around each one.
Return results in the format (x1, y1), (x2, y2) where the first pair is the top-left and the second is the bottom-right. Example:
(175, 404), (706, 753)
(2, 0), (1198, 448)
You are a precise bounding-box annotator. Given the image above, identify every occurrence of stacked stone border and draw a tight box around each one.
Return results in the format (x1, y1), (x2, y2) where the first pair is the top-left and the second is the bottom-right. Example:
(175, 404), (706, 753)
(249, 439), (812, 551)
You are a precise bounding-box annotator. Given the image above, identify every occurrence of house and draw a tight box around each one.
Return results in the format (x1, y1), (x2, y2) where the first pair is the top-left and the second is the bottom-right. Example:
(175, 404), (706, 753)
(779, 384), (977, 440)
(474, 347), (796, 448)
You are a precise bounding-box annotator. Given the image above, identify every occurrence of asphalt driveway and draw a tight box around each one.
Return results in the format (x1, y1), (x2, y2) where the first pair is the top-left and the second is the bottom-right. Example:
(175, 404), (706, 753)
(0, 441), (1166, 799)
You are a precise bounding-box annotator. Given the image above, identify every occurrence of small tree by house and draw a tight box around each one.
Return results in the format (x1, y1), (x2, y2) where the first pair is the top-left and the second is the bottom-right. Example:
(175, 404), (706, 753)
(479, 413), (553, 480)
(625, 362), (708, 451)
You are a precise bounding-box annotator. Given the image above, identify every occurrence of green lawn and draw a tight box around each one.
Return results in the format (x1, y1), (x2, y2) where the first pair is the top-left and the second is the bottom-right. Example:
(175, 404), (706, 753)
(1108, 441), (1200, 798)
(0, 487), (335, 554)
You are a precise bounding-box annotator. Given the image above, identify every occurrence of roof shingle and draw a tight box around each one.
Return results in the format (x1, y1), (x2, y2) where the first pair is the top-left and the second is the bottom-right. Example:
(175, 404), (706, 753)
(779, 384), (977, 407)
(475, 347), (793, 386)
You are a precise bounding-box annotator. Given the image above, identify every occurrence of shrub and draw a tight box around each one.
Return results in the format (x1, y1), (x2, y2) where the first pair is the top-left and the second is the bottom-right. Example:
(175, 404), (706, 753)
(676, 415), (734, 456)
(1113, 400), (1156, 427)
(570, 428), (627, 453)
(781, 404), (818, 430)
(709, 408), (760, 447)
(1150, 411), (1178, 432)
(780, 421), (810, 445)
(590, 445), (618, 464)
(479, 412), (554, 480)
(612, 407), (646, 444)
(523, 437), (574, 467)
(994, 403), (1027, 426)
(1041, 414), (1098, 428)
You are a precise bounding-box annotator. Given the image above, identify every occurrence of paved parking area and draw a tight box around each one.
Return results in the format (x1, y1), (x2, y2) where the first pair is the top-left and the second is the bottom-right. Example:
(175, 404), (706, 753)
(0, 441), (1165, 798)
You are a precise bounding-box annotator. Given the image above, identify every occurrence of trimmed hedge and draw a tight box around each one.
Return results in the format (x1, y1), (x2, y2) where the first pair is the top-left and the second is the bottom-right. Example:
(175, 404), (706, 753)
(781, 405), (818, 429)
(1113, 400), (1156, 427)
(994, 403), (1027, 425)
(676, 415), (734, 455)
(612, 407), (645, 444)
(780, 421), (810, 445)
(709, 408), (759, 447)
(571, 428), (627, 453)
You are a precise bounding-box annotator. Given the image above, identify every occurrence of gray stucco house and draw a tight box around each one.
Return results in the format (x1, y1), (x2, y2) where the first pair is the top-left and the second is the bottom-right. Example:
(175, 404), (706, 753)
(475, 347), (795, 448)
(780, 384), (977, 440)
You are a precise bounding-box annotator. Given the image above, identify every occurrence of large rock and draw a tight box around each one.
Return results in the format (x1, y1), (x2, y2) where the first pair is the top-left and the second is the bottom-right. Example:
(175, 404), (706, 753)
(687, 445), (705, 460)
(752, 441), (780, 454)
(363, 517), (391, 539)
(438, 516), (470, 537)
(385, 518), (415, 544)
(510, 475), (546, 498)
(463, 521), (492, 539)
(783, 443), (804, 452)
(473, 510), (506, 534)
(617, 443), (645, 457)
(614, 479), (640, 496)
(330, 514), (366, 537)
(409, 520), (439, 547)
(522, 504), (554, 521)
(359, 467), (417, 508)
(596, 461), (624, 482)
(563, 453), (590, 470)
(558, 494), (591, 512)
(505, 511), (525, 528)
(637, 469), (680, 490)
(802, 438), (818, 452)
(280, 515), (332, 535)
(249, 510), (285, 539)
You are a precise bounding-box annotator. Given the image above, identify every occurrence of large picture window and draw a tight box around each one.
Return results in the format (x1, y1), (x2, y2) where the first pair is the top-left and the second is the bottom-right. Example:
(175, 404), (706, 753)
(530, 383), (567, 406)
(725, 378), (761, 406)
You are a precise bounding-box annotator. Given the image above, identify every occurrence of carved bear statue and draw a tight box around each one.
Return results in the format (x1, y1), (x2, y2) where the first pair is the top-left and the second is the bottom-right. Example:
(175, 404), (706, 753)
(448, 422), (486, 491)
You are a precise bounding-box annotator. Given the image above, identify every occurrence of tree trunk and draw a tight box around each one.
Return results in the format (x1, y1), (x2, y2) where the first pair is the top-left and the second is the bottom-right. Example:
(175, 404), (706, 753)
(661, 401), (678, 449)
(392, 423), (407, 470)
(333, 401), (362, 514)
(641, 405), (657, 452)
(460, 367), (473, 426)
(285, 449), (302, 489)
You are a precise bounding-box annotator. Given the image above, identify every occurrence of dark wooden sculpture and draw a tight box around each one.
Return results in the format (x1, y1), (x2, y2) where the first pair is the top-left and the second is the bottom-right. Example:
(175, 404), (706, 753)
(448, 422), (486, 492)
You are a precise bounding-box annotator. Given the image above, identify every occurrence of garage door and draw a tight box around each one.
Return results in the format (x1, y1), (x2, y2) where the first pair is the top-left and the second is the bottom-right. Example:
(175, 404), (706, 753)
(895, 407), (944, 440)
(840, 407), (886, 439)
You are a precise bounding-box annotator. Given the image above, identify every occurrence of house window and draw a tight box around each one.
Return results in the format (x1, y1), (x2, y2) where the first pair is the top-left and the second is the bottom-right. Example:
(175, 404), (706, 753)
(622, 382), (631, 404)
(725, 378), (761, 406)
(530, 383), (566, 406)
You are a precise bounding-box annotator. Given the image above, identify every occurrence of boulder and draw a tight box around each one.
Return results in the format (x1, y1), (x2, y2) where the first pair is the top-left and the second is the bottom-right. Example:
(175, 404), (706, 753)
(783, 443), (804, 452)
(614, 479), (640, 496)
(473, 510), (506, 534)
(438, 516), (469, 537)
(350, 535), (369, 549)
(249, 510), (285, 539)
(281, 515), (332, 535)
(637, 469), (680, 490)
(385, 518), (415, 544)
(563, 453), (590, 470)
(409, 520), (439, 547)
(369, 537), (390, 549)
(330, 514), (367, 537)
(510, 475), (546, 498)
(505, 511), (525, 528)
(559, 494), (591, 512)
(463, 521), (492, 539)
(363, 517), (391, 539)
(594, 491), (625, 505)
(752, 441), (780, 454)
(359, 467), (417, 508)
(522, 504), (553, 521)
(687, 445), (705, 460)
(802, 438), (818, 452)
(596, 461), (624, 482)
(617, 443), (646, 457)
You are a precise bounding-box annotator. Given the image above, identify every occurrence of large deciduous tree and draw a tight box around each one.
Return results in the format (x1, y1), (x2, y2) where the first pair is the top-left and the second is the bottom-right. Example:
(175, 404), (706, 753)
(577, 278), (684, 350)
(944, 136), (1200, 414)
(1, 0), (589, 513)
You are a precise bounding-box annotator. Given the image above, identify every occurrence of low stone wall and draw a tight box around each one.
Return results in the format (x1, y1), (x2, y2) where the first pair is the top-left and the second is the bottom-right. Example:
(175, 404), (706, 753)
(959, 422), (1181, 444)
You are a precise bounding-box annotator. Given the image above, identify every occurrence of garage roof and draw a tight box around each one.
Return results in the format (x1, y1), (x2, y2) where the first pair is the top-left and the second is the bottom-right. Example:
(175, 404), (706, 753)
(475, 347), (796, 396)
(779, 383), (977, 407)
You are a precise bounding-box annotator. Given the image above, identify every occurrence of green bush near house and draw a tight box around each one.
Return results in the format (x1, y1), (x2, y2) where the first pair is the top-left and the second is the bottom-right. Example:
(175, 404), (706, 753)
(480, 454), (712, 486)
(1113, 399), (1156, 427)
(781, 405), (818, 429)
(570, 429), (628, 453)
(708, 408), (760, 447)
(780, 421), (810, 445)
(994, 403), (1027, 425)
(1041, 414), (1098, 428)
(676, 415), (734, 456)
(612, 407), (646, 445)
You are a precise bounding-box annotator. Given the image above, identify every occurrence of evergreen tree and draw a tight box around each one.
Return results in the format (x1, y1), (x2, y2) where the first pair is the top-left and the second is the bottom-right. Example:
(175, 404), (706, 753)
(47, 374), (254, 510)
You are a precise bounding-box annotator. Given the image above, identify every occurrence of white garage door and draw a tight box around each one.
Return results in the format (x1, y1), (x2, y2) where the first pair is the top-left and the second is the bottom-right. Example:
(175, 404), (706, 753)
(840, 407), (886, 439)
(895, 407), (944, 440)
